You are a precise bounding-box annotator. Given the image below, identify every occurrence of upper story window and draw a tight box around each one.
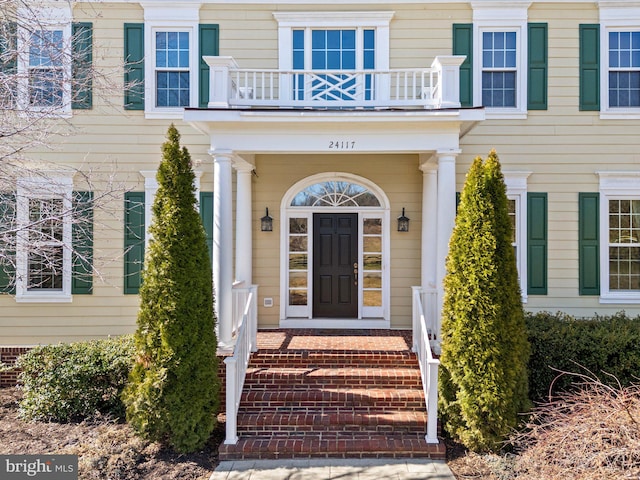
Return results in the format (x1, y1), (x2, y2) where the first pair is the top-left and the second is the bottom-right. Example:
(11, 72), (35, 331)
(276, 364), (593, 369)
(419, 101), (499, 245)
(274, 12), (392, 106)
(470, 3), (530, 118)
(155, 30), (190, 107)
(608, 31), (640, 108)
(138, 4), (202, 118)
(275, 12), (392, 71)
(292, 28), (375, 101)
(13, 2), (77, 115)
(28, 29), (65, 107)
(145, 25), (196, 116)
(596, 3), (640, 117)
(482, 31), (517, 108)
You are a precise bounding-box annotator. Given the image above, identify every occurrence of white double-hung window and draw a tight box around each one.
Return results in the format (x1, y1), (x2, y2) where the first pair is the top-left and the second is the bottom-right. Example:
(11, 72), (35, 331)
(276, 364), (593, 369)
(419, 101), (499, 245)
(143, 4), (199, 117)
(16, 174), (74, 302)
(608, 31), (640, 108)
(598, 173), (640, 302)
(16, 3), (72, 114)
(473, 3), (528, 118)
(599, 3), (640, 116)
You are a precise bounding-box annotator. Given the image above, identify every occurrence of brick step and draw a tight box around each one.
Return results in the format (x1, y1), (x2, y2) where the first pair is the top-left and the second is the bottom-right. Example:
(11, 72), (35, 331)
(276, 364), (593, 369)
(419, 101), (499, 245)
(240, 388), (426, 411)
(236, 410), (428, 435)
(244, 367), (422, 389)
(249, 350), (419, 368)
(218, 433), (446, 461)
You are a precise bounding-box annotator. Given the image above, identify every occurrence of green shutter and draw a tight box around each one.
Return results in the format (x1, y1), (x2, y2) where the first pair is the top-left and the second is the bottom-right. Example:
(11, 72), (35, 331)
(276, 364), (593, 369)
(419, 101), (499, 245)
(527, 192), (547, 295)
(579, 192), (600, 295)
(579, 24), (600, 111)
(455, 191), (461, 213)
(72, 191), (93, 294)
(199, 24), (219, 108)
(453, 24), (473, 108)
(200, 192), (213, 262)
(0, 193), (16, 294)
(0, 22), (17, 74)
(124, 23), (144, 110)
(528, 23), (548, 110)
(72, 22), (93, 110)
(124, 192), (145, 294)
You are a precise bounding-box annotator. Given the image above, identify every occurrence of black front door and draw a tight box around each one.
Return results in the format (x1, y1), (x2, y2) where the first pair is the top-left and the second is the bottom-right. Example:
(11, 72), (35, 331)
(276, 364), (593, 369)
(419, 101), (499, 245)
(313, 213), (358, 318)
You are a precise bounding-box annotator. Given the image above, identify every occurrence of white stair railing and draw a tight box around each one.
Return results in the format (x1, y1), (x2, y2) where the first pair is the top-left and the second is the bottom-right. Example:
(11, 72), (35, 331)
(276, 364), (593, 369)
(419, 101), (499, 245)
(412, 286), (440, 444)
(224, 284), (258, 445)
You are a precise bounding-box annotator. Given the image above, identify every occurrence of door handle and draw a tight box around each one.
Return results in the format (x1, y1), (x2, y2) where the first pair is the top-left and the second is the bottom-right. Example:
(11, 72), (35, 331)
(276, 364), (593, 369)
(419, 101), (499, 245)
(353, 263), (358, 285)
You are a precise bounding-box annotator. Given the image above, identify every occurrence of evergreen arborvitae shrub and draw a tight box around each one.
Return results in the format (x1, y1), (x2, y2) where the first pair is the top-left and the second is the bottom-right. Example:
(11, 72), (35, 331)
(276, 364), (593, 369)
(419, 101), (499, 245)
(439, 150), (530, 452)
(122, 124), (219, 453)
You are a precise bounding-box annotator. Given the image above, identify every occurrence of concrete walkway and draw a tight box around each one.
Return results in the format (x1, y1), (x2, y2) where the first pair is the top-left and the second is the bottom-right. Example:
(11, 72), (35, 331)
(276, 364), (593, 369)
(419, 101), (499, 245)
(210, 458), (457, 480)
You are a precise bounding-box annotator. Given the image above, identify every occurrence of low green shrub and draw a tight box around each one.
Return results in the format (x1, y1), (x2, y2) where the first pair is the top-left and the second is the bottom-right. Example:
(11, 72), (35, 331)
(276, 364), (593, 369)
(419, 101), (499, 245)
(526, 311), (640, 403)
(17, 336), (135, 422)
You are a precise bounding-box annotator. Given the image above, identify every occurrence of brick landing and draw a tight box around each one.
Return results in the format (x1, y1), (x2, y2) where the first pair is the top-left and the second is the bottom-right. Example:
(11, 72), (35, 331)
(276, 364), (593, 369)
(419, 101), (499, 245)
(219, 329), (444, 460)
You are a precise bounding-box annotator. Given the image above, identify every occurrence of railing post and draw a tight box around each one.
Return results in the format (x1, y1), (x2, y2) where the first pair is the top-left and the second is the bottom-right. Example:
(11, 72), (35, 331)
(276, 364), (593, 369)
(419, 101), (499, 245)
(204, 56), (239, 108)
(431, 55), (466, 109)
(250, 285), (258, 352)
(224, 356), (238, 444)
(426, 358), (440, 443)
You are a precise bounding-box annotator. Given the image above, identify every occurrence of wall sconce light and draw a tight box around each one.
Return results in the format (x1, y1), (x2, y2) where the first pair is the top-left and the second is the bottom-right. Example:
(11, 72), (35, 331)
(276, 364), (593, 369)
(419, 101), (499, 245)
(261, 207), (273, 232)
(397, 208), (410, 232)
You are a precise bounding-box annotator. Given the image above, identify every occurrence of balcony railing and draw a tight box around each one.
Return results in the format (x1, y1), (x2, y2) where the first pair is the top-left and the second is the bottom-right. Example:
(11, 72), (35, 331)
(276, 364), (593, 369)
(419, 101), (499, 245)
(205, 55), (465, 110)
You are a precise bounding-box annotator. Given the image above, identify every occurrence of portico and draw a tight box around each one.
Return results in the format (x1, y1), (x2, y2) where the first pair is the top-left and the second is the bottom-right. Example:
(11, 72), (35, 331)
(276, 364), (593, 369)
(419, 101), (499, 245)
(183, 52), (484, 348)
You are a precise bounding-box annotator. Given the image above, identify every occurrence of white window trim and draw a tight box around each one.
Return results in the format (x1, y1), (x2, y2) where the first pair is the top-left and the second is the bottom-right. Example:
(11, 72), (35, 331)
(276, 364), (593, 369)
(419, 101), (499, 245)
(16, 4), (72, 117)
(15, 173), (74, 303)
(597, 171), (640, 303)
(273, 11), (394, 72)
(599, 4), (640, 119)
(504, 171), (531, 301)
(279, 172), (390, 325)
(142, 4), (201, 119)
(140, 170), (202, 246)
(472, 3), (529, 119)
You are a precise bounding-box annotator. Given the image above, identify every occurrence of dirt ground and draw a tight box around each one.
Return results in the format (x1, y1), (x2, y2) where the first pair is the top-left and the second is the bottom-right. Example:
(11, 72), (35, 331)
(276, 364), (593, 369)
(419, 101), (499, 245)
(1, 386), (495, 480)
(0, 387), (223, 480)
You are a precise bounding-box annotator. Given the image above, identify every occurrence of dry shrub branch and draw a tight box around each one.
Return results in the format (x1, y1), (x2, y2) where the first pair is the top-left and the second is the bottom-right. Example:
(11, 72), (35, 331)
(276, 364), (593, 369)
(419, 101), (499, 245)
(511, 370), (640, 480)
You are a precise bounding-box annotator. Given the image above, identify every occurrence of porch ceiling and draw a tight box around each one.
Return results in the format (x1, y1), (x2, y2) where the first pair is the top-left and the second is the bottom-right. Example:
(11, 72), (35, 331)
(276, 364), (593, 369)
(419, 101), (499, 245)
(184, 107), (485, 155)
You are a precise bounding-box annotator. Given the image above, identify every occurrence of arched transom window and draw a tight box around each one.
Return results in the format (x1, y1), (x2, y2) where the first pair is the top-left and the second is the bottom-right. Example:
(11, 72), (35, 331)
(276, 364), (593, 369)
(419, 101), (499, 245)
(291, 181), (381, 207)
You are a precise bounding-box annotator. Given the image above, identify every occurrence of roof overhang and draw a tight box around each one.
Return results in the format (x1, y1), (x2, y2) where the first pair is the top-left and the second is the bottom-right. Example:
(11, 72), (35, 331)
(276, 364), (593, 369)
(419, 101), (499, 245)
(184, 107), (485, 155)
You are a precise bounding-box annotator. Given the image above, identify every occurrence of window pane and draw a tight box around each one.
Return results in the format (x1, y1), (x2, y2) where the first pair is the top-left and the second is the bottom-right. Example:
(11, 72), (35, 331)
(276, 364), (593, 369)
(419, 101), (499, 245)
(364, 290), (382, 307)
(363, 218), (382, 235)
(289, 272), (307, 288)
(289, 254), (307, 270)
(28, 198), (64, 291)
(289, 236), (307, 252)
(291, 181), (380, 207)
(364, 236), (381, 252)
(289, 289), (307, 305)
(363, 272), (382, 288)
(289, 218), (308, 234)
(364, 254), (382, 270)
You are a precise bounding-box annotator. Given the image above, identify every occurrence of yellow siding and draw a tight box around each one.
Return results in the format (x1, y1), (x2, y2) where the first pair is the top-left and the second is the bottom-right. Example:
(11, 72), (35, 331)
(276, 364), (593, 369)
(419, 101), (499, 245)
(4, 1), (640, 346)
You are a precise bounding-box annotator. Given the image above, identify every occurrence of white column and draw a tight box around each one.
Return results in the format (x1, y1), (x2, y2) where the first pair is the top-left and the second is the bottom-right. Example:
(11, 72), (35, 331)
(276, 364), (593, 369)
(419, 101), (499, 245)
(419, 158), (438, 290)
(212, 151), (234, 349)
(435, 149), (460, 335)
(235, 162), (253, 285)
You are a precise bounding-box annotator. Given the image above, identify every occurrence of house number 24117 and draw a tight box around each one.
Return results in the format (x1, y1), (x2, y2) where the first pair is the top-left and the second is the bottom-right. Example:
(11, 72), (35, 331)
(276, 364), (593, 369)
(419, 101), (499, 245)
(328, 140), (356, 150)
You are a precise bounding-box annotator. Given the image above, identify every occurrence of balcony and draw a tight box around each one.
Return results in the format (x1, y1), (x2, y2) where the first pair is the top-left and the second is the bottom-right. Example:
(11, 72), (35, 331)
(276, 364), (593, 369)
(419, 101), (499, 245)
(205, 55), (466, 110)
